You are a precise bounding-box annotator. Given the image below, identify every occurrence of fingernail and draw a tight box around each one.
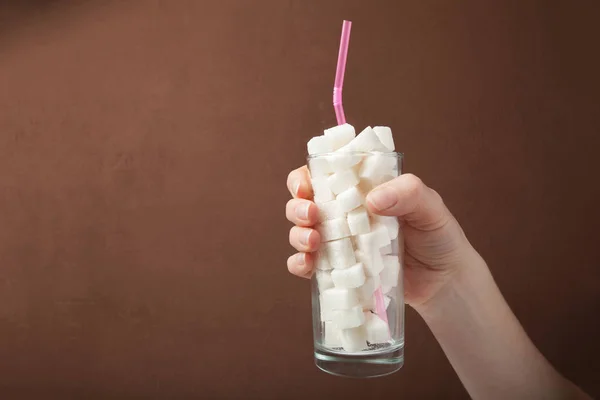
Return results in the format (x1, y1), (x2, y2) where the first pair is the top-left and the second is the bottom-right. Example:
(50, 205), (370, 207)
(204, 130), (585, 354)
(299, 230), (312, 246)
(296, 253), (306, 265)
(368, 186), (397, 211)
(293, 180), (300, 196)
(296, 203), (310, 220)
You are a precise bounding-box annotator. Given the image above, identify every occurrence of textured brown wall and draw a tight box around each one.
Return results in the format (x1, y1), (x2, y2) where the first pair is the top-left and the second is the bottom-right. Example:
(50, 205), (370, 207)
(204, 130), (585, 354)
(0, 1), (599, 399)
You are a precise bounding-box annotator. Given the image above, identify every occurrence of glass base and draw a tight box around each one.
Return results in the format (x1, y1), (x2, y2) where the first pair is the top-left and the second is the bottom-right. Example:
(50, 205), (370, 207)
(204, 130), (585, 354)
(314, 343), (404, 378)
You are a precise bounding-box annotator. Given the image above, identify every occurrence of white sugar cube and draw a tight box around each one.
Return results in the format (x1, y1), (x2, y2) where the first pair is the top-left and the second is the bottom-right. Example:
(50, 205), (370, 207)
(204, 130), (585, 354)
(327, 153), (362, 173)
(312, 176), (335, 203)
(345, 126), (387, 152)
(319, 296), (333, 321)
(359, 153), (397, 181)
(317, 200), (345, 222)
(332, 306), (366, 329)
(355, 223), (391, 253)
(355, 249), (385, 277)
(336, 186), (363, 213)
(357, 275), (381, 301)
(316, 218), (351, 242)
(327, 169), (359, 195)
(372, 223), (392, 247)
(323, 321), (342, 348)
(373, 126), (395, 151)
(316, 270), (334, 292)
(380, 256), (400, 288)
(380, 243), (393, 255)
(324, 123), (356, 150)
(372, 215), (399, 240)
(314, 249), (332, 271)
(361, 295), (375, 310)
(322, 238), (356, 269)
(308, 157), (333, 178)
(331, 263), (366, 289)
(321, 287), (359, 310)
(340, 325), (368, 352)
(365, 313), (390, 344)
(347, 206), (371, 236)
(307, 135), (333, 155)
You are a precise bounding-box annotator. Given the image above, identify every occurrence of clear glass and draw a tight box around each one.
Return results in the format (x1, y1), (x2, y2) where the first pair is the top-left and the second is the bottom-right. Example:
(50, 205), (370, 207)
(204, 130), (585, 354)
(307, 152), (404, 378)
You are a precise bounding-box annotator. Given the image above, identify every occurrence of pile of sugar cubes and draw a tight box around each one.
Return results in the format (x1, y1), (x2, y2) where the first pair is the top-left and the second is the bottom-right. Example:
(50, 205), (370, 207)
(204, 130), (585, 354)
(307, 124), (401, 352)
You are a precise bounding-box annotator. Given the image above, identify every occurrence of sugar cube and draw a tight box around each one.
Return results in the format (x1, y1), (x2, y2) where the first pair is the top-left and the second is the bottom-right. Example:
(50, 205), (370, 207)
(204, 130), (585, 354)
(314, 249), (332, 271)
(331, 263), (366, 289)
(316, 218), (351, 242)
(332, 305), (366, 329)
(380, 255), (400, 288)
(372, 215), (399, 240)
(319, 295), (333, 321)
(355, 223), (391, 253)
(322, 238), (356, 269)
(327, 153), (362, 173)
(317, 200), (345, 222)
(346, 126), (387, 152)
(384, 295), (392, 310)
(312, 176), (335, 203)
(307, 135), (333, 155)
(355, 249), (385, 277)
(308, 157), (333, 178)
(336, 186), (363, 213)
(316, 270), (334, 292)
(365, 313), (390, 344)
(361, 295), (375, 310)
(327, 169), (359, 195)
(324, 123), (356, 150)
(321, 287), (359, 310)
(347, 206), (371, 236)
(357, 275), (381, 301)
(359, 153), (397, 181)
(380, 243), (393, 255)
(373, 126), (395, 151)
(340, 325), (368, 352)
(323, 321), (342, 348)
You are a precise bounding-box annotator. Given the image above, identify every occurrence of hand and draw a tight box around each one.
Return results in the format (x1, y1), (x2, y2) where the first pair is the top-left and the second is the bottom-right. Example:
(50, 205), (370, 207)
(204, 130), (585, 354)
(285, 166), (479, 310)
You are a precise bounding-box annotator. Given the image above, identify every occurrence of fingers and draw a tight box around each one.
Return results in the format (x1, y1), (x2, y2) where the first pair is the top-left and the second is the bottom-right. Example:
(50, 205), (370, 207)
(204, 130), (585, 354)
(366, 174), (451, 232)
(286, 167), (318, 279)
(286, 199), (319, 226)
(286, 166), (313, 199)
(289, 226), (321, 252)
(287, 252), (314, 279)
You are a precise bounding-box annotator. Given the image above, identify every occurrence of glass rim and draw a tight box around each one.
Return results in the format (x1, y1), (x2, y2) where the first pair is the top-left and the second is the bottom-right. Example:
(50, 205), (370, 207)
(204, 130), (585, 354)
(307, 151), (403, 160)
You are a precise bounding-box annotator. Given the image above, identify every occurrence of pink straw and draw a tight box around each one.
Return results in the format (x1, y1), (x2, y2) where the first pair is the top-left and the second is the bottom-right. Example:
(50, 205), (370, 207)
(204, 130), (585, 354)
(333, 20), (352, 125)
(333, 20), (391, 337)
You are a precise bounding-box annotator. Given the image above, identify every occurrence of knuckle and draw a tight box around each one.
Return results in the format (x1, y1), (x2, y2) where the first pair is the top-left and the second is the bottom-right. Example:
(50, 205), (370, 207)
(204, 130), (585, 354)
(403, 173), (424, 199)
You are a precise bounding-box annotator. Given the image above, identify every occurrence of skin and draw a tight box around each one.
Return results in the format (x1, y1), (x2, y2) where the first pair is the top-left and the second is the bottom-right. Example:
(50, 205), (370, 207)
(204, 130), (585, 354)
(285, 166), (591, 400)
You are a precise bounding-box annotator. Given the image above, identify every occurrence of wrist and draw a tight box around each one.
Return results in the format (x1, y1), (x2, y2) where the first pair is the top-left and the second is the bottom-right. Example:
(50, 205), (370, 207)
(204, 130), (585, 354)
(413, 247), (489, 321)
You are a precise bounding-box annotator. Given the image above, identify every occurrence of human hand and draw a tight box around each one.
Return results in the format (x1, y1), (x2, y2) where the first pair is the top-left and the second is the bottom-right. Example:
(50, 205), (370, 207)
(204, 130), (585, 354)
(285, 166), (478, 310)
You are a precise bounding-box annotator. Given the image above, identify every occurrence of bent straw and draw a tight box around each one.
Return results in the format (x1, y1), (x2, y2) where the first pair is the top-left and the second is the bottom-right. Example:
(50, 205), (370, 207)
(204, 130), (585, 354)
(332, 20), (391, 335)
(333, 20), (352, 125)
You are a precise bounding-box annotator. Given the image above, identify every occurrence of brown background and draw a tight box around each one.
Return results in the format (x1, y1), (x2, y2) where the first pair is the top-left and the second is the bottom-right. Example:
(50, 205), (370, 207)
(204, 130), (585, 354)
(0, 1), (599, 399)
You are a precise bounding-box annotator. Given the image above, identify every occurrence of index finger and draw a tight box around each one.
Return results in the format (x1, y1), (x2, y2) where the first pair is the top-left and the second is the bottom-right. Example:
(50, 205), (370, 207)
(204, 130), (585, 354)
(286, 166), (313, 199)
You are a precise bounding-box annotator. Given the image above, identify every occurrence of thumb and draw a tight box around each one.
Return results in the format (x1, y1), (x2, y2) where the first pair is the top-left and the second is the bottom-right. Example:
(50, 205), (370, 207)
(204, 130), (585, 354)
(365, 174), (451, 232)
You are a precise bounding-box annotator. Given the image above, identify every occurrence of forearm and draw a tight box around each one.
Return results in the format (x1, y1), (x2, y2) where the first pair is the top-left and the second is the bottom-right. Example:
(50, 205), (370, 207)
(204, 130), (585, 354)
(416, 251), (590, 400)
